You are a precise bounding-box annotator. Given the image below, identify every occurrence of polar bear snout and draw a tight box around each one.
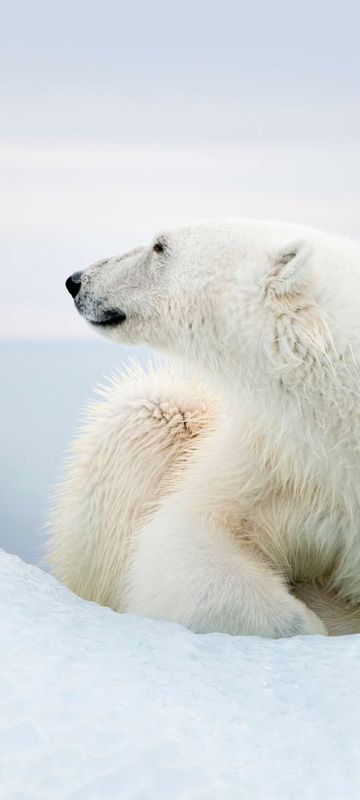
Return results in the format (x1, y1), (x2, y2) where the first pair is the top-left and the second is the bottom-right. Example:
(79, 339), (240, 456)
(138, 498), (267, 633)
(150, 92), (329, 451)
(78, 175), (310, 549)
(65, 271), (83, 299)
(65, 268), (127, 328)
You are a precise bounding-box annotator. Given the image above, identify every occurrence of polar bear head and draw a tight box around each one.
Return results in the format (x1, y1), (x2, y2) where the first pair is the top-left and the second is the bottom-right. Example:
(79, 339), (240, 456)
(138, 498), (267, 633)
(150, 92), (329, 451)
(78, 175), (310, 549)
(66, 218), (350, 402)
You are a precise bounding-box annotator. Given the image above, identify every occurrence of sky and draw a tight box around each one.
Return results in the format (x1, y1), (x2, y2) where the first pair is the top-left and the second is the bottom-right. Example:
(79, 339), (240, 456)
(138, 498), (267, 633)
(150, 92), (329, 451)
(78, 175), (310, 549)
(1, 0), (359, 339)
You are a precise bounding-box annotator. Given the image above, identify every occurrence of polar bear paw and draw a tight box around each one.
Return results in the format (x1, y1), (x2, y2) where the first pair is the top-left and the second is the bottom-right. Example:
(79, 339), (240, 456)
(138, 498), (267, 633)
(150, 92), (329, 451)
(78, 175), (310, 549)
(300, 606), (328, 636)
(284, 603), (328, 637)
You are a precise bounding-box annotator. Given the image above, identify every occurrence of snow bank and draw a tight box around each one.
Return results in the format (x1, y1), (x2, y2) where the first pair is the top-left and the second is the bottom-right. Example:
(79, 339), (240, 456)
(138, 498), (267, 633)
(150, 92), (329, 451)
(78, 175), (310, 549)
(1, 550), (359, 800)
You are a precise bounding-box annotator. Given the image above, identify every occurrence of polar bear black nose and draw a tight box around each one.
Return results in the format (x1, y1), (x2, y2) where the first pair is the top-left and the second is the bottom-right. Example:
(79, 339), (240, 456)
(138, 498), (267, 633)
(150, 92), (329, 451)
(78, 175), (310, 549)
(66, 271), (83, 299)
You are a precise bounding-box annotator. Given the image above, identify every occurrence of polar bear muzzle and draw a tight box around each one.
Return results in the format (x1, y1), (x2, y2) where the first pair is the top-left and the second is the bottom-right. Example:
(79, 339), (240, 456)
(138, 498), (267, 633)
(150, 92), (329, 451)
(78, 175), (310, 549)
(65, 270), (127, 328)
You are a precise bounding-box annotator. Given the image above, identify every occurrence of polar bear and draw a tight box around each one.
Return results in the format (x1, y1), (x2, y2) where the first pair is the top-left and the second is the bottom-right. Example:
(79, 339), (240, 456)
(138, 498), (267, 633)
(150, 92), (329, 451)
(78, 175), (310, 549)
(49, 218), (360, 637)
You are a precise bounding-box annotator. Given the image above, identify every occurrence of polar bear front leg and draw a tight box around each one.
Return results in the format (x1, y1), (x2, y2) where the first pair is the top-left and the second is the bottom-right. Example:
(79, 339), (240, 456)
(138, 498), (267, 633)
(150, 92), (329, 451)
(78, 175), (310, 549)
(47, 363), (216, 609)
(125, 502), (327, 638)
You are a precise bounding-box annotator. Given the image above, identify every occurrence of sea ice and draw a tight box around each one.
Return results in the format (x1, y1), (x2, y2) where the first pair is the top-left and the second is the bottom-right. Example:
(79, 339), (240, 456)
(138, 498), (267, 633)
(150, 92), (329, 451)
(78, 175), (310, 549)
(1, 549), (359, 799)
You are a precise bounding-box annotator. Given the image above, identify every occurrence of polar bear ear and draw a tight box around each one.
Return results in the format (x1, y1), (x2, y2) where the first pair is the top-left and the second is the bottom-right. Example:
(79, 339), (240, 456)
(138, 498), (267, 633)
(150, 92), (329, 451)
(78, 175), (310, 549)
(266, 241), (313, 299)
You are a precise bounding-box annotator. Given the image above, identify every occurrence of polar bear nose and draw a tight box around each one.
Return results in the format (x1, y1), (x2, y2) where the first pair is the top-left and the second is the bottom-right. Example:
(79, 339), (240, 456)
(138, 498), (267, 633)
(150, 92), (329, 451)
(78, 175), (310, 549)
(65, 271), (83, 299)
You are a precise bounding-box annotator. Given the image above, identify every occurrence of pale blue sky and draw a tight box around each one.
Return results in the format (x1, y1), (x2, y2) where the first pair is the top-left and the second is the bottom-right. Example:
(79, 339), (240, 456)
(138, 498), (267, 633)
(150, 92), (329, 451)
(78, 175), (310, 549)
(1, 0), (359, 337)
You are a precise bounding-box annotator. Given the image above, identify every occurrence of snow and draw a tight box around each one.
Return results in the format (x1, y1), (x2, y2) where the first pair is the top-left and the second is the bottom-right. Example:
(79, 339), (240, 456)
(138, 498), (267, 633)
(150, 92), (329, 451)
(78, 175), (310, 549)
(1, 550), (359, 800)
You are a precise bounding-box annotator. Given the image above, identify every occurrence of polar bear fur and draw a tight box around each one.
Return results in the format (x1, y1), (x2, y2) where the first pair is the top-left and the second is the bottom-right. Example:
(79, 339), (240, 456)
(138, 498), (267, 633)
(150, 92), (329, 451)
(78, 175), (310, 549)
(49, 218), (360, 637)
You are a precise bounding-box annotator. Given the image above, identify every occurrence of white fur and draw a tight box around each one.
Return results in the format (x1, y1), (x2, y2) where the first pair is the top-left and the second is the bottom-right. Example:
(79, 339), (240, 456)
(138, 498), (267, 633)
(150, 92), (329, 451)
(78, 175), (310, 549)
(49, 218), (360, 637)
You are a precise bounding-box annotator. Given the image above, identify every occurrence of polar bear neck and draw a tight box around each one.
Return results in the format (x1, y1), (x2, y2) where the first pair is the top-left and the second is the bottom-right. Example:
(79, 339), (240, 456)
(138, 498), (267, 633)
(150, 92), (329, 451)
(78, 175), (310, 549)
(187, 336), (360, 520)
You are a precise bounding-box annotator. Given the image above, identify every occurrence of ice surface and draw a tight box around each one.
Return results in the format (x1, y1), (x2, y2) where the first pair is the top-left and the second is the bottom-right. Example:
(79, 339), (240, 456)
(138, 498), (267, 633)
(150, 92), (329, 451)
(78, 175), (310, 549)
(1, 550), (359, 799)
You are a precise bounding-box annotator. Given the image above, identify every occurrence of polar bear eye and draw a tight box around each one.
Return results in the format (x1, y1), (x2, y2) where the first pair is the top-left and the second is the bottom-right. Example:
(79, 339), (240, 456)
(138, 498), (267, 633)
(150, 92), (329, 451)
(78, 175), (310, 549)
(153, 239), (166, 254)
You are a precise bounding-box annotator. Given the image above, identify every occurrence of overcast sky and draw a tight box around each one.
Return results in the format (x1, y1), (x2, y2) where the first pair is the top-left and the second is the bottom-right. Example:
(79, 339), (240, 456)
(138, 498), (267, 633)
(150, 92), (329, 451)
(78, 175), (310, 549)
(1, 0), (359, 338)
